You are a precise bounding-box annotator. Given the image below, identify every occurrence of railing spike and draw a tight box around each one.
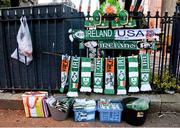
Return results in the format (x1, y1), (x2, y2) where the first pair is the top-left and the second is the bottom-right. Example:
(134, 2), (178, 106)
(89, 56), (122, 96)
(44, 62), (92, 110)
(46, 8), (49, 14)
(22, 9), (25, 15)
(54, 8), (57, 13)
(30, 8), (33, 15)
(0, 10), (2, 17)
(38, 9), (40, 15)
(14, 10), (17, 16)
(7, 10), (9, 16)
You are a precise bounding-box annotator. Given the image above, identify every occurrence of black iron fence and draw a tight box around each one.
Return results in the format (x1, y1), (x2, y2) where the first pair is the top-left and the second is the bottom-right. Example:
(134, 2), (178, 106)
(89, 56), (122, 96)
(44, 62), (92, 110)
(0, 4), (179, 92)
(0, 4), (84, 92)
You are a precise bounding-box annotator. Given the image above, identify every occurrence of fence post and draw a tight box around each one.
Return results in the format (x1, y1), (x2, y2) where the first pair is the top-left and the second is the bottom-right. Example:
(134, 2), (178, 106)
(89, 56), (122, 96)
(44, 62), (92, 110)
(152, 11), (160, 84)
(170, 5), (180, 80)
(160, 12), (168, 81)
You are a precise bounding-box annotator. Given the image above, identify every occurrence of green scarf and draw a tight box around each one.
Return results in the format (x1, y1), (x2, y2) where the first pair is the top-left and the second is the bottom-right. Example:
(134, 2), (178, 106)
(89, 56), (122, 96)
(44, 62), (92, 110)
(140, 54), (152, 91)
(80, 57), (92, 93)
(128, 55), (140, 93)
(104, 58), (115, 95)
(117, 57), (127, 95)
(60, 55), (71, 93)
(67, 56), (80, 97)
(93, 58), (104, 93)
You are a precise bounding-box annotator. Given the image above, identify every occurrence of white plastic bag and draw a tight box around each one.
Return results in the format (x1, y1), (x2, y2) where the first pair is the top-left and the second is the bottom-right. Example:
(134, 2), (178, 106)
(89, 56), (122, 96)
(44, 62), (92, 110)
(11, 16), (33, 65)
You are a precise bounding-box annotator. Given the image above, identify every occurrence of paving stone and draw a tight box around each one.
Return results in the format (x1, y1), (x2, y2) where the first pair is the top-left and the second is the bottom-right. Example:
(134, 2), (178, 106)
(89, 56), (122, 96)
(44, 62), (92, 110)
(161, 94), (180, 103)
(161, 103), (180, 113)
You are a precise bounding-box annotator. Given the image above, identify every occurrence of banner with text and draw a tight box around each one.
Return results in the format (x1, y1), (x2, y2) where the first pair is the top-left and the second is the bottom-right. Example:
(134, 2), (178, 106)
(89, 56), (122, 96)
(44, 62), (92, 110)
(98, 41), (157, 50)
(69, 29), (161, 41)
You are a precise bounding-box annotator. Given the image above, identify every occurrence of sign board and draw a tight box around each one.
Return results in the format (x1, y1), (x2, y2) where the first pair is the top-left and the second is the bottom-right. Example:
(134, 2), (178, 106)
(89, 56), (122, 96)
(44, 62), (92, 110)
(69, 29), (161, 41)
(98, 41), (139, 50)
(98, 41), (157, 50)
(115, 29), (160, 40)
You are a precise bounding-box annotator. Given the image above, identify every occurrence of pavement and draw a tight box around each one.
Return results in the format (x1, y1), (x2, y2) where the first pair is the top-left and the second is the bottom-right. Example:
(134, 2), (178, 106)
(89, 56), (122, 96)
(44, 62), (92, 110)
(0, 109), (179, 127)
(0, 92), (180, 127)
(0, 92), (180, 113)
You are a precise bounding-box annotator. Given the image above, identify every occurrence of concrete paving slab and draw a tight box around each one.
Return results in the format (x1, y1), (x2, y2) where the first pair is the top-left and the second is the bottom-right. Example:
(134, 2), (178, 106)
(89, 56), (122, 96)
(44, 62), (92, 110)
(54, 93), (161, 102)
(161, 94), (180, 103)
(149, 102), (161, 113)
(161, 103), (180, 113)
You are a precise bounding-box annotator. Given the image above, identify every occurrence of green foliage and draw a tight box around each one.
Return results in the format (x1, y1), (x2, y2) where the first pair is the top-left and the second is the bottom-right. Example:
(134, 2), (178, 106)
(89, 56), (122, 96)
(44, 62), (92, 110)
(153, 71), (177, 91)
(0, 0), (10, 7)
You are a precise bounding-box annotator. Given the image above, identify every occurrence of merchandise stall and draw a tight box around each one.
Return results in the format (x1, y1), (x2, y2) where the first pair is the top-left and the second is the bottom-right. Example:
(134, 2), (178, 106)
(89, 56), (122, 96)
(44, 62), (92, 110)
(20, 0), (159, 125)
(60, 0), (160, 97)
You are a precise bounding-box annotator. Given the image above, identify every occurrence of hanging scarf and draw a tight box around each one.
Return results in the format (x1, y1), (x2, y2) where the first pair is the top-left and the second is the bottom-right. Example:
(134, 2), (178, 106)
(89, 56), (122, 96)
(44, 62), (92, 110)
(80, 57), (92, 93)
(117, 57), (127, 95)
(128, 55), (140, 93)
(140, 53), (152, 91)
(138, 0), (145, 12)
(60, 55), (70, 93)
(93, 58), (104, 93)
(67, 56), (80, 97)
(104, 58), (115, 95)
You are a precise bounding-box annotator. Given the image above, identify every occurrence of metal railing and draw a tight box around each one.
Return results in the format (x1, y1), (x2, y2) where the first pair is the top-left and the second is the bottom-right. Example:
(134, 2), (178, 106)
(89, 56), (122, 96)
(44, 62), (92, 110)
(0, 4), (179, 93)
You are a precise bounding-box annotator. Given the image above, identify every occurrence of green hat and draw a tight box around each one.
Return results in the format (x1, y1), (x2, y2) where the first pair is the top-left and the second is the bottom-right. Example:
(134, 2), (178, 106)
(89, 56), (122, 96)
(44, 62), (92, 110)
(92, 10), (102, 26)
(119, 10), (129, 26)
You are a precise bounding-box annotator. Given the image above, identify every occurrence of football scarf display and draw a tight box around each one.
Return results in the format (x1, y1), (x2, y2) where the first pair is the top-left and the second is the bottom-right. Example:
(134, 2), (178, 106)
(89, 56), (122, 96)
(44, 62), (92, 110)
(67, 57), (80, 97)
(60, 55), (70, 93)
(80, 57), (92, 93)
(140, 54), (152, 91)
(117, 57), (127, 95)
(93, 58), (104, 93)
(128, 56), (140, 93)
(104, 58), (115, 95)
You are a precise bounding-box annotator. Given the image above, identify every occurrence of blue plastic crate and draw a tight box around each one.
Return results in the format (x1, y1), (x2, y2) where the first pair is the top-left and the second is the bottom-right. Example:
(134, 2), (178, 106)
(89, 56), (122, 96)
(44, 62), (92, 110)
(98, 101), (123, 123)
(73, 108), (96, 122)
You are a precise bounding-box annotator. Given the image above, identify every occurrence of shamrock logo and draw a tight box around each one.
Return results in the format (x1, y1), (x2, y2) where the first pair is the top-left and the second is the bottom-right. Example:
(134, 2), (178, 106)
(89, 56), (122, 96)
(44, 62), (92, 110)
(61, 72), (67, 83)
(131, 78), (138, 85)
(71, 72), (78, 82)
(118, 70), (125, 80)
(142, 74), (149, 81)
(95, 77), (102, 85)
(83, 78), (90, 85)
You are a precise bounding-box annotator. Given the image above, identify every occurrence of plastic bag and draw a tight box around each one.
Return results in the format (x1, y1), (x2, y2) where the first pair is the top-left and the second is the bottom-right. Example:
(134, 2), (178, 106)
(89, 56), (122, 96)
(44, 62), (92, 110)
(11, 16), (33, 65)
(126, 98), (150, 111)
